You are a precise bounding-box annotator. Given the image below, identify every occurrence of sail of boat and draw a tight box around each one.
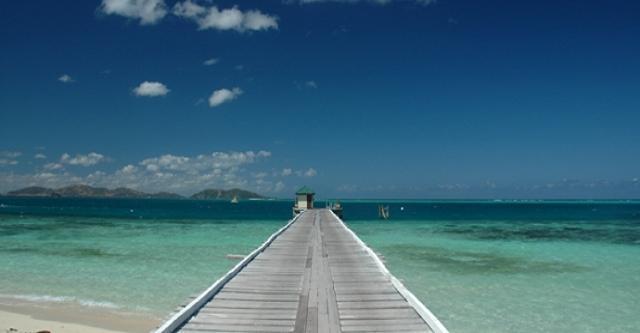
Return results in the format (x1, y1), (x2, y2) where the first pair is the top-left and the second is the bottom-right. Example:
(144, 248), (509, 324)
(378, 205), (390, 220)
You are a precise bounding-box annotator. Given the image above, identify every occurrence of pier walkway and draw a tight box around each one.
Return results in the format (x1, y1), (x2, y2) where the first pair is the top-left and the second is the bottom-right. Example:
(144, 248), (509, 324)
(154, 209), (448, 333)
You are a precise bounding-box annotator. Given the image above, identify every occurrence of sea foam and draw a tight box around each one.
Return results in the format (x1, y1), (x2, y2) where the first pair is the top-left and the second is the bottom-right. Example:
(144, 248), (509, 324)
(1, 293), (120, 309)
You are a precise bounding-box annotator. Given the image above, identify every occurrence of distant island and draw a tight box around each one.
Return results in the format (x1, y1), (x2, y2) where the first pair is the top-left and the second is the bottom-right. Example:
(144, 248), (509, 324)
(4, 185), (265, 200)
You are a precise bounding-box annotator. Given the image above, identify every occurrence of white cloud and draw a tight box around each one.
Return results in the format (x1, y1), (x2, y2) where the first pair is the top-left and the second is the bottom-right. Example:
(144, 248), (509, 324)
(100, 0), (168, 25)
(35, 172), (57, 180)
(173, 1), (278, 32)
(145, 164), (160, 172)
(0, 149), (297, 196)
(203, 58), (219, 66)
(172, 0), (205, 17)
(34, 153), (47, 159)
(0, 159), (18, 166)
(99, 0), (278, 33)
(60, 152), (106, 167)
(253, 172), (268, 179)
(139, 151), (270, 173)
(281, 168), (293, 176)
(58, 74), (74, 83)
(243, 10), (279, 31)
(304, 168), (318, 177)
(0, 151), (21, 166)
(77, 150), (272, 194)
(133, 81), (170, 97)
(44, 163), (64, 171)
(120, 164), (138, 174)
(1, 151), (21, 159)
(140, 154), (190, 171)
(209, 87), (242, 107)
(293, 168), (318, 177)
(305, 81), (318, 88)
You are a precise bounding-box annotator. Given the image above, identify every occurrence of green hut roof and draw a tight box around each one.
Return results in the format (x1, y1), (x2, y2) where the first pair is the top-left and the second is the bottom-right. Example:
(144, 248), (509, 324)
(296, 186), (315, 195)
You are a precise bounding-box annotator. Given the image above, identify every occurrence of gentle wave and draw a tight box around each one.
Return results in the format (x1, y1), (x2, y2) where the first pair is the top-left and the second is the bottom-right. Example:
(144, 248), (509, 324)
(0, 293), (121, 309)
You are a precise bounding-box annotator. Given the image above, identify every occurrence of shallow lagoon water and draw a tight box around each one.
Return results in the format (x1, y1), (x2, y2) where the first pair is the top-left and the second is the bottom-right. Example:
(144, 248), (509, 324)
(1, 197), (639, 332)
(0, 214), (283, 315)
(349, 220), (640, 332)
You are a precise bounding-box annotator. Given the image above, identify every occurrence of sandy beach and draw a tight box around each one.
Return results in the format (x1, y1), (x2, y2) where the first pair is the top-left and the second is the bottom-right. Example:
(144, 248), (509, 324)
(0, 297), (160, 333)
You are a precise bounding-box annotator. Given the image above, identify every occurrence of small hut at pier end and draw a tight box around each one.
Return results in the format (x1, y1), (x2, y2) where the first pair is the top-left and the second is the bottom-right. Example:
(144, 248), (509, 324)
(293, 186), (314, 216)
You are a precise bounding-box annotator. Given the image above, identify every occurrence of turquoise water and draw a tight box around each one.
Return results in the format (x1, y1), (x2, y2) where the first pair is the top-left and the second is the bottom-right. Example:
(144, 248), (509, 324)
(1, 197), (639, 332)
(350, 220), (640, 332)
(0, 214), (283, 315)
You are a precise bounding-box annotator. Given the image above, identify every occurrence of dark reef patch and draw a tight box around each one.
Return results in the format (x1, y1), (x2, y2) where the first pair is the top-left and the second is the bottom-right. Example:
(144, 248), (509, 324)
(0, 245), (122, 258)
(382, 244), (589, 275)
(433, 222), (640, 245)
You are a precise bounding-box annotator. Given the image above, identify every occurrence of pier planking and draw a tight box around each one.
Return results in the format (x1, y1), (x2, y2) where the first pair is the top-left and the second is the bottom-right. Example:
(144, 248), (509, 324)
(155, 209), (448, 333)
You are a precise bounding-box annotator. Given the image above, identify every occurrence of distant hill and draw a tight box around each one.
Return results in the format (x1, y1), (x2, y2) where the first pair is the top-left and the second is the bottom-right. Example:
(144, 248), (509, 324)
(7, 185), (184, 199)
(6, 186), (57, 197)
(149, 191), (185, 199)
(191, 188), (264, 200)
(6, 185), (264, 200)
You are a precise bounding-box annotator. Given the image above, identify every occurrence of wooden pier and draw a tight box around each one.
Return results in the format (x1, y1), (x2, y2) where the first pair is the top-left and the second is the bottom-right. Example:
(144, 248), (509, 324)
(154, 209), (448, 333)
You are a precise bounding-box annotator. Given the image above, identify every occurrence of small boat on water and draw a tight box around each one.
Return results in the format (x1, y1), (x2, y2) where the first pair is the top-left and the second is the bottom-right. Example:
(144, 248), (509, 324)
(326, 200), (344, 219)
(378, 205), (390, 220)
(230, 194), (239, 204)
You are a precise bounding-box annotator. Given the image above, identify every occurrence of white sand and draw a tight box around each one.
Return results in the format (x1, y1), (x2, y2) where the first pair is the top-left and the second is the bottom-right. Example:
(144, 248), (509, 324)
(0, 298), (160, 333)
(0, 309), (127, 333)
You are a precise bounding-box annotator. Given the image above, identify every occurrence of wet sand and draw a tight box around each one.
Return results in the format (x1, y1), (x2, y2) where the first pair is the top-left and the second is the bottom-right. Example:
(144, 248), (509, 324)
(0, 297), (160, 333)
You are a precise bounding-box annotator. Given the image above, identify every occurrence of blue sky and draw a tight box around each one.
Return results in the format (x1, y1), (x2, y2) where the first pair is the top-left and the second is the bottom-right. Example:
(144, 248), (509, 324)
(1, 0), (639, 198)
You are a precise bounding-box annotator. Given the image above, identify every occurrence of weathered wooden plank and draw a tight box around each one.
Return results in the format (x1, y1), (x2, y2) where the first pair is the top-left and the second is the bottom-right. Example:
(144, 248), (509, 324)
(305, 306), (318, 333)
(332, 276), (389, 283)
(333, 285), (397, 294)
(196, 311), (297, 319)
(338, 308), (422, 319)
(155, 209), (447, 333)
(292, 240), (312, 333)
(181, 322), (294, 332)
(224, 280), (302, 288)
(292, 295), (308, 333)
(197, 307), (297, 313)
(321, 214), (344, 333)
(231, 275), (303, 281)
(190, 318), (294, 326)
(341, 323), (431, 333)
(205, 300), (298, 309)
(338, 300), (415, 309)
(341, 318), (426, 326)
(215, 292), (299, 302)
(336, 293), (405, 302)
(220, 287), (302, 294)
